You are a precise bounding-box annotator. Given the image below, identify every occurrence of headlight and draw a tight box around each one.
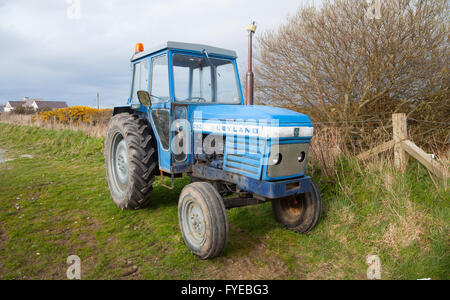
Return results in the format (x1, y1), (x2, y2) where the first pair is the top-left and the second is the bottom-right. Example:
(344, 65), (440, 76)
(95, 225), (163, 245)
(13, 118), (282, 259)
(298, 151), (306, 163)
(272, 153), (282, 165)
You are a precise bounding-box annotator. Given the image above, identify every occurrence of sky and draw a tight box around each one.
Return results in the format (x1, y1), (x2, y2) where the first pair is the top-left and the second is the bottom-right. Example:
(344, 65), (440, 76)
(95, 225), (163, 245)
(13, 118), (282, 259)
(0, 0), (319, 108)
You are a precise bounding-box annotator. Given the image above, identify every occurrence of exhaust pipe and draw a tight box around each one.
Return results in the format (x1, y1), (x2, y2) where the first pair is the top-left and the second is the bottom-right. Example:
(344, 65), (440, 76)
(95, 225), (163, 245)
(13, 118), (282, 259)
(246, 21), (257, 106)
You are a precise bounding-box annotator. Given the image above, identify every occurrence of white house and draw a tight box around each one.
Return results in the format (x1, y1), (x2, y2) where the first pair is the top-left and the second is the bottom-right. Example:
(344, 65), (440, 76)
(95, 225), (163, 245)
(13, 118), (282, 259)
(5, 97), (68, 112)
(4, 101), (26, 112)
(24, 99), (68, 110)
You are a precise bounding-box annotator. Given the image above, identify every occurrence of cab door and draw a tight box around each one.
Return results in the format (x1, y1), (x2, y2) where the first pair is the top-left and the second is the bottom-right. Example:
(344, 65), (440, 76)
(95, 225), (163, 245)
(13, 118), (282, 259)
(147, 53), (172, 173)
(171, 105), (190, 171)
(171, 53), (198, 172)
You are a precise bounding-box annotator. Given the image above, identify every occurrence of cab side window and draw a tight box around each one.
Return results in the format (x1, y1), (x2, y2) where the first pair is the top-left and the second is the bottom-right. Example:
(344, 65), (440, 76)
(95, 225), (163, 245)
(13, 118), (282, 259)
(150, 54), (170, 103)
(131, 60), (149, 103)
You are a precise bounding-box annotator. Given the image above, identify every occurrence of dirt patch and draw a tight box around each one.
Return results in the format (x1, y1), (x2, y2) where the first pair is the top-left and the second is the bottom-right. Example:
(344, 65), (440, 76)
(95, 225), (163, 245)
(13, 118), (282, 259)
(0, 148), (34, 164)
(27, 215), (104, 279)
(204, 243), (290, 280)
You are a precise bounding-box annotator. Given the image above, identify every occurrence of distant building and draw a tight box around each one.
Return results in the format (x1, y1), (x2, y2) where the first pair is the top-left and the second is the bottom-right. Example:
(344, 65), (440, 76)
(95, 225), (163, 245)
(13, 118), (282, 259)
(25, 100), (68, 110)
(4, 101), (26, 112)
(0, 105), (5, 112)
(5, 97), (68, 112)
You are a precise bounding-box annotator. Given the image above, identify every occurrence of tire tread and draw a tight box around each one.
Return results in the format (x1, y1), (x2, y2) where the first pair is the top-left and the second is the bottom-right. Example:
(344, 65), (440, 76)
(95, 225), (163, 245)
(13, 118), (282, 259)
(178, 182), (229, 259)
(105, 113), (157, 210)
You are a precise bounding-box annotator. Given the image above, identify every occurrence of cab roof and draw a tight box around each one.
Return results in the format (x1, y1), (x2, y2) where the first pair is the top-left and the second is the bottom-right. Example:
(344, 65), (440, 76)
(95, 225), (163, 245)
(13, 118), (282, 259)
(131, 41), (237, 62)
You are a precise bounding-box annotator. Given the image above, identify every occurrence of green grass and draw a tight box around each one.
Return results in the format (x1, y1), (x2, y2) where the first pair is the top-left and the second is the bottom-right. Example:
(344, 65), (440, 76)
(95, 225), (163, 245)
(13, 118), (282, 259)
(0, 123), (448, 280)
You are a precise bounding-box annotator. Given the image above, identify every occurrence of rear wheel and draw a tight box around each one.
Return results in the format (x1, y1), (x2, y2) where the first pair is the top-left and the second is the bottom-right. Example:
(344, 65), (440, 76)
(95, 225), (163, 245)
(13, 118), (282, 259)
(105, 113), (157, 210)
(272, 180), (322, 233)
(178, 182), (229, 259)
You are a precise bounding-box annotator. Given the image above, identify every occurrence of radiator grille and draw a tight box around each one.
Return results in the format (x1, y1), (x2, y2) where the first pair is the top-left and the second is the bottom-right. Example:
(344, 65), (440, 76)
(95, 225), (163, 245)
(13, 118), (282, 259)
(223, 136), (265, 180)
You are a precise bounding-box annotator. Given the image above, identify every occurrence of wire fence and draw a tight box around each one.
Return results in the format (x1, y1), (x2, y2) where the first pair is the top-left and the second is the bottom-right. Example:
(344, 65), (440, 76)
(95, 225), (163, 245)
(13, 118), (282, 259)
(314, 119), (450, 126)
(311, 116), (450, 157)
(308, 114), (449, 179)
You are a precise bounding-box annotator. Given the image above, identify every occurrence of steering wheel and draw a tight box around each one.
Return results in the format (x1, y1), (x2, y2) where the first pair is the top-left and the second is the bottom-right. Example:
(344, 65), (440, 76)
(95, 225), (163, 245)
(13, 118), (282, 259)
(190, 97), (207, 103)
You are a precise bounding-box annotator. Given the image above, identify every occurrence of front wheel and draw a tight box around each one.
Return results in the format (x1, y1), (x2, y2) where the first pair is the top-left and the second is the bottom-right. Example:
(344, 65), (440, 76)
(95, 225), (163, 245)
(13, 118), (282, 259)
(272, 180), (322, 233)
(178, 182), (229, 259)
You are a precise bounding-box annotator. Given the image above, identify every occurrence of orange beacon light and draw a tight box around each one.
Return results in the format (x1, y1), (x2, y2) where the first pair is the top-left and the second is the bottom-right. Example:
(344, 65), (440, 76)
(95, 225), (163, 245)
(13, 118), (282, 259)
(135, 43), (144, 54)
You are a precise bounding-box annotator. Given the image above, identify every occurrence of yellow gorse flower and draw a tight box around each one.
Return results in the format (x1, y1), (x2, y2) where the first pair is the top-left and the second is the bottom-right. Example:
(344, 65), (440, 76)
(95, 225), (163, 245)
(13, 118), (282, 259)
(35, 106), (111, 125)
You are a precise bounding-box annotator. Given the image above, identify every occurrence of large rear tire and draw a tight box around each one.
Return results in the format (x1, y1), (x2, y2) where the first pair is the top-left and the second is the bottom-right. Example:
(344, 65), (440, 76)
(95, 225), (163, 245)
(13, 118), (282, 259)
(272, 180), (322, 233)
(178, 182), (229, 259)
(105, 113), (157, 210)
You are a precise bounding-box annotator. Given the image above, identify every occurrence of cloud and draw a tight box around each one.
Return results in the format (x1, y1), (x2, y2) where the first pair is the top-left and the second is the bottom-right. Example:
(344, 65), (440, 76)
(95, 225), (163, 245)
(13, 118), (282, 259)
(0, 0), (318, 107)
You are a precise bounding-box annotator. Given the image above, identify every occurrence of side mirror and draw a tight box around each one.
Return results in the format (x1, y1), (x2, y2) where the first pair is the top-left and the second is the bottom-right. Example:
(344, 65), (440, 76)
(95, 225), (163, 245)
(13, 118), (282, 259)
(137, 90), (151, 107)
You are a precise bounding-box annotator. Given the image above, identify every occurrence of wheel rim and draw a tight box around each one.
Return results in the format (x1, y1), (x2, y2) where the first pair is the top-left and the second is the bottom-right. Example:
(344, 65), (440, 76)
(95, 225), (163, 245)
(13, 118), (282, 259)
(110, 132), (129, 193)
(182, 197), (206, 247)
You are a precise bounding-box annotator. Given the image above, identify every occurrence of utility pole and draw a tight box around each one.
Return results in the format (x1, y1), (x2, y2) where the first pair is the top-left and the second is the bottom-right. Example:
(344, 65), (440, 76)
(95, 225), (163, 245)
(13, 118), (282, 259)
(97, 92), (99, 109)
(246, 21), (257, 106)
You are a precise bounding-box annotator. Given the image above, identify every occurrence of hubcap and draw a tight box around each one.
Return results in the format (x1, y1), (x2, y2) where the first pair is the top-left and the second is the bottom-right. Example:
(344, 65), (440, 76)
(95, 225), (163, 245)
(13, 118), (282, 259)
(115, 140), (129, 185)
(182, 198), (206, 247)
(111, 133), (129, 193)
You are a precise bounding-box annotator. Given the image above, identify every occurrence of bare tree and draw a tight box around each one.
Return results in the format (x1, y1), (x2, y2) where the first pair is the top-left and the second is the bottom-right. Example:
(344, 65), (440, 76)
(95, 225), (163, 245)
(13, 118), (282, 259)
(255, 0), (449, 146)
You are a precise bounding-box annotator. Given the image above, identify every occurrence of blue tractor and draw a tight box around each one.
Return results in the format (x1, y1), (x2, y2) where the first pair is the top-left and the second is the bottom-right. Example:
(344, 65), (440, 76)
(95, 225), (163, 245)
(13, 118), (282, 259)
(105, 41), (321, 259)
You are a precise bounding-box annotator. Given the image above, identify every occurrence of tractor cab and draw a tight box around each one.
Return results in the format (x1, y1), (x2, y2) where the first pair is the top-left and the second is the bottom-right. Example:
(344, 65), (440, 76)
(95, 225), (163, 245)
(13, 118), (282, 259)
(121, 42), (244, 175)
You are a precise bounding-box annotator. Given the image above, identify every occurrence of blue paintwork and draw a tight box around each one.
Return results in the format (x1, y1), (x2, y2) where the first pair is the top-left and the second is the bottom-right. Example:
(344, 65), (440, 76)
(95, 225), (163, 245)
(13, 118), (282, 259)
(242, 175), (311, 199)
(191, 105), (313, 182)
(222, 135), (265, 180)
(192, 164), (311, 199)
(192, 105), (312, 125)
(113, 43), (315, 198)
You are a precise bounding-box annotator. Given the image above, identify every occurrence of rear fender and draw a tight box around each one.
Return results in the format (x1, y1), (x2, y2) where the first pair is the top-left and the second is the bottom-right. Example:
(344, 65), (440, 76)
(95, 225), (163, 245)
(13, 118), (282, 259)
(112, 105), (135, 116)
(112, 105), (157, 163)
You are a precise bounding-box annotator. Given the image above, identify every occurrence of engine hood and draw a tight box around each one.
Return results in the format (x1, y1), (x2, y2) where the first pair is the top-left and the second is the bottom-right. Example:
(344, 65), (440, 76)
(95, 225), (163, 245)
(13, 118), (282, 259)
(192, 105), (313, 139)
(192, 105), (312, 126)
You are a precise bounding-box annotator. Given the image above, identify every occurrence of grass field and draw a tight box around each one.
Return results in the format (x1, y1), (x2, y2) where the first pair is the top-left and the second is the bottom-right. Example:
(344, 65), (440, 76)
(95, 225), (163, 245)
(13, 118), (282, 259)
(0, 123), (448, 280)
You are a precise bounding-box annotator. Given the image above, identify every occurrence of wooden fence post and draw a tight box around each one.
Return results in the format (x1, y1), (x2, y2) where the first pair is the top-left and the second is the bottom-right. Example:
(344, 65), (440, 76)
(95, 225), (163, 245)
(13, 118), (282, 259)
(393, 113), (408, 173)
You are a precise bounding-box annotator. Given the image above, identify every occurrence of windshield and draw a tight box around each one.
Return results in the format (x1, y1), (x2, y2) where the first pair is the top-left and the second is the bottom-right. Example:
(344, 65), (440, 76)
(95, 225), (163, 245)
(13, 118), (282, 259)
(172, 53), (241, 104)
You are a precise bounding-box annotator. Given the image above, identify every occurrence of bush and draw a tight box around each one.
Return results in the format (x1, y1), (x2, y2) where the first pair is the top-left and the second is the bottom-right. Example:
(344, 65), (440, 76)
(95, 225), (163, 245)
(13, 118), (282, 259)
(12, 106), (35, 115)
(34, 106), (112, 125)
(36, 107), (52, 114)
(255, 0), (449, 149)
